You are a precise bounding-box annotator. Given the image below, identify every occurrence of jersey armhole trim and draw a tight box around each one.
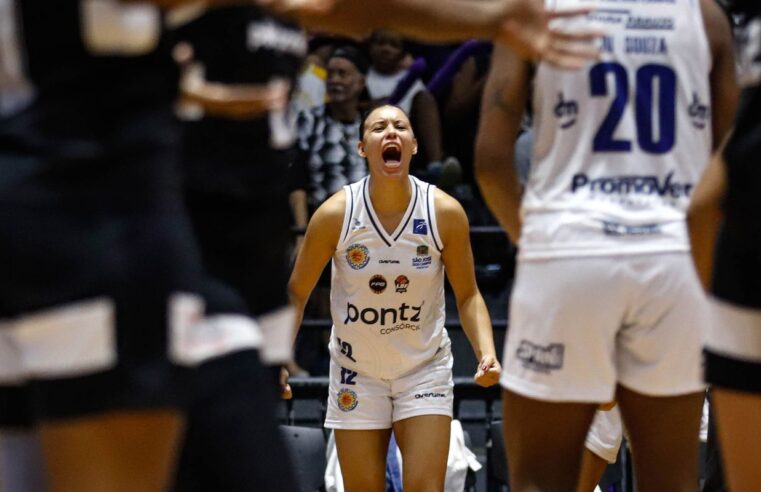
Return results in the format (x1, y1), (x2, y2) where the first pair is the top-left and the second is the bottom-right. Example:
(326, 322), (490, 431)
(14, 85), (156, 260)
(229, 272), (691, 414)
(426, 183), (443, 252)
(341, 184), (355, 243)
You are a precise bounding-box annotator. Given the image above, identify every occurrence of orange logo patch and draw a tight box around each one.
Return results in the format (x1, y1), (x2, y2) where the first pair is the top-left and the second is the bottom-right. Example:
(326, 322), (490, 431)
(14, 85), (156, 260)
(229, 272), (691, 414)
(337, 388), (358, 412)
(346, 244), (370, 270)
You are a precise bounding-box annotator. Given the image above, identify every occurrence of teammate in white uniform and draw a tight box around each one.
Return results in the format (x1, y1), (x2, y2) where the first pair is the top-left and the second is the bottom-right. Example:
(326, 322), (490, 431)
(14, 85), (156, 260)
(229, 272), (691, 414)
(475, 0), (737, 490)
(289, 104), (500, 492)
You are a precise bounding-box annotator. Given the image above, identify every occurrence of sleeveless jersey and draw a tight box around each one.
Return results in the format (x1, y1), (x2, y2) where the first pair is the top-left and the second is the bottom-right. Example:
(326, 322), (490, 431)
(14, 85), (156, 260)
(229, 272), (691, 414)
(520, 0), (712, 259)
(329, 175), (449, 380)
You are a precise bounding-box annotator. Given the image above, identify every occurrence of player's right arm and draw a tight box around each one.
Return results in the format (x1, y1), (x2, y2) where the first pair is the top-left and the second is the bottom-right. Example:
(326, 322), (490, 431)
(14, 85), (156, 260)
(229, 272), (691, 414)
(287, 189), (345, 343)
(282, 190), (344, 398)
(687, 0), (739, 289)
(474, 43), (532, 244)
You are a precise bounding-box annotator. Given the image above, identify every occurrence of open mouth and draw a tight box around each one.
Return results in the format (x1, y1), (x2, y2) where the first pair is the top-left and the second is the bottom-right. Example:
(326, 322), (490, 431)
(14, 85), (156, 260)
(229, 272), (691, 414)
(382, 145), (402, 167)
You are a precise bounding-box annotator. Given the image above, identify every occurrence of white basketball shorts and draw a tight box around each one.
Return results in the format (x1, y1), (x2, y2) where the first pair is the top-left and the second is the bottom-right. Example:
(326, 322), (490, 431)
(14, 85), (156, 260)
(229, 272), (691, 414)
(501, 252), (706, 402)
(325, 345), (453, 430)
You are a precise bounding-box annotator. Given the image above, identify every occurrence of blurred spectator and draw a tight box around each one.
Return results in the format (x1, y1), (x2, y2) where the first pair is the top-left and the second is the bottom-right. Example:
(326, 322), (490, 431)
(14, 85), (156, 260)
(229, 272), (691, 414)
(365, 30), (447, 177)
(289, 44), (369, 232)
(366, 30), (421, 112)
(441, 52), (490, 184)
(292, 36), (355, 115)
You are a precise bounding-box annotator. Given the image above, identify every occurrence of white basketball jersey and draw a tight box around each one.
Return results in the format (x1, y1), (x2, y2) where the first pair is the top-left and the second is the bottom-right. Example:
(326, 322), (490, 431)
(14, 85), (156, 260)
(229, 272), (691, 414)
(520, 0), (712, 259)
(329, 175), (449, 380)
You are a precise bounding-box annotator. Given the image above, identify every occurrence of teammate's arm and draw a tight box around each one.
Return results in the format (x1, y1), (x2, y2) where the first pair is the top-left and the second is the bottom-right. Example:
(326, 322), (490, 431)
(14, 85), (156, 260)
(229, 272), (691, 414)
(687, 0), (739, 289)
(293, 0), (600, 70)
(474, 44), (532, 244)
(435, 190), (501, 388)
(703, 0), (738, 149)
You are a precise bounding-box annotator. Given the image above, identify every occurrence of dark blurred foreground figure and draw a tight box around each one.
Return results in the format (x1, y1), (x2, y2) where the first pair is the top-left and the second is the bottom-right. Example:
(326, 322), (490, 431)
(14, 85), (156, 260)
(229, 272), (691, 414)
(0, 1), (255, 491)
(170, 5), (303, 490)
(688, 1), (761, 490)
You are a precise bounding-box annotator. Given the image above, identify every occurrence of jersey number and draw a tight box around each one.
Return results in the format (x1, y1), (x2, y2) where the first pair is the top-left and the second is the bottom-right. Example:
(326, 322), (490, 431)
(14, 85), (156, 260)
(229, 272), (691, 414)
(340, 368), (357, 385)
(336, 337), (356, 362)
(590, 62), (677, 154)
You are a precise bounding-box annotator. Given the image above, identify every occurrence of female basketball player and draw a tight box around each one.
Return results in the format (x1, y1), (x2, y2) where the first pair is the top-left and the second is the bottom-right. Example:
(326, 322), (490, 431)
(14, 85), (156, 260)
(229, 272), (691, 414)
(288, 104), (500, 492)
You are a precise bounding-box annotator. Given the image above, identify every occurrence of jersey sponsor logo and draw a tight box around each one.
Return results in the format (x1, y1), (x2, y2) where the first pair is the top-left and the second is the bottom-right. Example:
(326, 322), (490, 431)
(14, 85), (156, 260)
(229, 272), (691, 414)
(395, 275), (409, 293)
(416, 245), (429, 256)
(571, 172), (692, 199)
(516, 340), (564, 373)
(351, 218), (367, 233)
(602, 221), (661, 236)
(380, 324), (421, 335)
(344, 302), (422, 331)
(688, 93), (710, 129)
(412, 256), (432, 269)
(247, 20), (307, 57)
(346, 244), (370, 270)
(337, 388), (358, 412)
(554, 92), (578, 129)
(369, 275), (387, 294)
(413, 219), (428, 235)
(379, 259), (400, 264)
(625, 16), (673, 31)
(414, 392), (447, 399)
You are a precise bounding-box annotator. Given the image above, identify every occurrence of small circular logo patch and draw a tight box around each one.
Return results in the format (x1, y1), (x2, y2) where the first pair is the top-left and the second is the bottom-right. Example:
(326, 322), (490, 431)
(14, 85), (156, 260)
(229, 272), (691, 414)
(346, 244), (370, 270)
(394, 275), (409, 293)
(337, 388), (358, 412)
(369, 275), (387, 294)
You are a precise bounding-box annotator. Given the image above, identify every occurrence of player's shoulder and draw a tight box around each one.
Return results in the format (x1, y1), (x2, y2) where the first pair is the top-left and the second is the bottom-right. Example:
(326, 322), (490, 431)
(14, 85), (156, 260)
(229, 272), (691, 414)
(433, 187), (469, 236)
(699, 0), (733, 58)
(432, 187), (463, 213)
(311, 188), (347, 232)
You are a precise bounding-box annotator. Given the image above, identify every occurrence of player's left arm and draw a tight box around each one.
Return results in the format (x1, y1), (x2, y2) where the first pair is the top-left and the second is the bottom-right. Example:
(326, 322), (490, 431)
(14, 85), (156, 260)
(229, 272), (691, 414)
(687, 0), (739, 289)
(436, 189), (501, 388)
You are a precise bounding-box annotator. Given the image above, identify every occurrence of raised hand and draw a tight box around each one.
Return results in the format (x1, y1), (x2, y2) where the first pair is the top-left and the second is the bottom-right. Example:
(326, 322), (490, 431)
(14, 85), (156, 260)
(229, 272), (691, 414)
(498, 0), (602, 69)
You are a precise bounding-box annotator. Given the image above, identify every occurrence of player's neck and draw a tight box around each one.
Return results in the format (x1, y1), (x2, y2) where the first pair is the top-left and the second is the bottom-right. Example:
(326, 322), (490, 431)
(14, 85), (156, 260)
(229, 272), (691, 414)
(368, 176), (411, 216)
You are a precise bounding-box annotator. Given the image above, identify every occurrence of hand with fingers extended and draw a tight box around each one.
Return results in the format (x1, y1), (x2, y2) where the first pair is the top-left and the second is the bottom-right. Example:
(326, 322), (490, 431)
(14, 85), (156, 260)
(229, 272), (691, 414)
(498, 0), (602, 69)
(474, 354), (502, 387)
